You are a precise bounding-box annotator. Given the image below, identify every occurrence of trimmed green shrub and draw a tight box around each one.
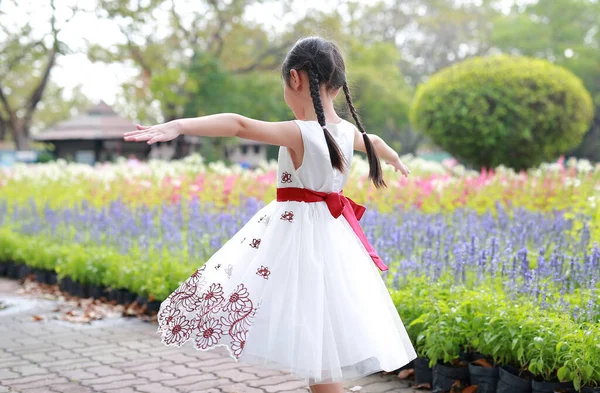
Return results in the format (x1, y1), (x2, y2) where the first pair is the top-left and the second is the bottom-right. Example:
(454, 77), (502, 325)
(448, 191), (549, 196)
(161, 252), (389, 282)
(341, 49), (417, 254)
(410, 55), (594, 170)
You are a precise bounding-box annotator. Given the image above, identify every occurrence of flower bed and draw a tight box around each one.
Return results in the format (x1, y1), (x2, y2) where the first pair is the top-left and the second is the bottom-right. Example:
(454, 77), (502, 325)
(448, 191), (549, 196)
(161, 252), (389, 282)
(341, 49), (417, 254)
(1, 155), (599, 390)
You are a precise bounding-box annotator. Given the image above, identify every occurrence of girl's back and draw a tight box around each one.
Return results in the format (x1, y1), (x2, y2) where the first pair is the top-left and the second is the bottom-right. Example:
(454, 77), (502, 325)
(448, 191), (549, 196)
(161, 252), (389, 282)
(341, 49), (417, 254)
(278, 120), (354, 193)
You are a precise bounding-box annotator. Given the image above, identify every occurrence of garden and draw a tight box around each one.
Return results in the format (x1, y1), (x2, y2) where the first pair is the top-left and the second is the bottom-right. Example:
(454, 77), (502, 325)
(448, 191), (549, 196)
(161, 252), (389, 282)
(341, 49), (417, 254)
(0, 153), (599, 392)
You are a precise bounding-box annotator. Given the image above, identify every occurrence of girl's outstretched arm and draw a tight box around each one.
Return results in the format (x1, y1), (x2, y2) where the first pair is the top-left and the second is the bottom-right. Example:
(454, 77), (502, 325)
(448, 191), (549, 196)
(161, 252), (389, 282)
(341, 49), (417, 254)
(353, 128), (410, 176)
(123, 114), (302, 152)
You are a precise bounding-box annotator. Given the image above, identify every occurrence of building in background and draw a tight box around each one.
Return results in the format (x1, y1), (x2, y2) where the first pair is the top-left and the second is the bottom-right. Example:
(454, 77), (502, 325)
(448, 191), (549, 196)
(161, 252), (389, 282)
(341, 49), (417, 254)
(34, 101), (268, 166)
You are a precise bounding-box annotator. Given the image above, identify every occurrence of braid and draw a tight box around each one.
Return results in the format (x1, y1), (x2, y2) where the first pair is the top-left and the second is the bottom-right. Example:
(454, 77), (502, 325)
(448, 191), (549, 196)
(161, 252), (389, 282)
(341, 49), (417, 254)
(343, 82), (386, 188)
(307, 64), (346, 173)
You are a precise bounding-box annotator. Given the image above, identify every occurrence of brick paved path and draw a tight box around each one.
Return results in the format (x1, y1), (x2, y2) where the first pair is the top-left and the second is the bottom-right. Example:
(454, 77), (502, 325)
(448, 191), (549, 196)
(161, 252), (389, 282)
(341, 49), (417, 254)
(0, 278), (417, 393)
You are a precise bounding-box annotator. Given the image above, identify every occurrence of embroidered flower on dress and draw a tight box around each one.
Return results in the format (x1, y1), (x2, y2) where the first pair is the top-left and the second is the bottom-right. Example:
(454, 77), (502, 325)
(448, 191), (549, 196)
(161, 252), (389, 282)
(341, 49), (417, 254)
(163, 315), (193, 345)
(187, 268), (205, 287)
(231, 331), (247, 358)
(223, 284), (250, 313)
(202, 283), (224, 307)
(256, 266), (270, 279)
(158, 305), (181, 326)
(171, 285), (202, 312)
(281, 172), (292, 183)
(195, 317), (223, 349)
(249, 238), (261, 249)
(225, 264), (233, 279)
(280, 211), (294, 222)
(215, 264), (221, 270)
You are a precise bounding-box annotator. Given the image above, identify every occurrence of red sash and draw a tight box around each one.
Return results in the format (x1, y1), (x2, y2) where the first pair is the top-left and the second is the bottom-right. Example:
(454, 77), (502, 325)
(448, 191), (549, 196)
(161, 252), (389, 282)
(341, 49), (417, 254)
(276, 187), (388, 271)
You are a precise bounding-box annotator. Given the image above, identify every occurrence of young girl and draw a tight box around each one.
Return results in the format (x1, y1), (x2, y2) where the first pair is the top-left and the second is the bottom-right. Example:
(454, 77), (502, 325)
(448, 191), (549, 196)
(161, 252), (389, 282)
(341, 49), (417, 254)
(124, 37), (416, 393)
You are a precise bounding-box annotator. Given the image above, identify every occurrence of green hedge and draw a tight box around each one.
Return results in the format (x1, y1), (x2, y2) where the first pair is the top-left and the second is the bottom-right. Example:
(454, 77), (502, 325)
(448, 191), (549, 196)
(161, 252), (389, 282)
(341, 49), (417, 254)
(410, 54), (594, 170)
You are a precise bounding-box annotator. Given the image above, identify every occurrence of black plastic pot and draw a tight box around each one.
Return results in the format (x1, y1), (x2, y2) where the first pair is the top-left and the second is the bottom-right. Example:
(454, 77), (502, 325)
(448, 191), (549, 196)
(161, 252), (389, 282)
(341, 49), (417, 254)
(7, 262), (18, 278)
(88, 284), (102, 299)
(582, 387), (600, 393)
(532, 379), (574, 393)
(59, 276), (72, 292)
(0, 262), (8, 276)
(47, 272), (58, 285)
(123, 290), (136, 304)
(136, 295), (148, 307)
(469, 363), (499, 393)
(497, 366), (532, 393)
(432, 363), (470, 393)
(34, 269), (47, 283)
(105, 288), (117, 302)
(414, 357), (433, 386)
(116, 289), (127, 304)
(146, 300), (161, 314)
(17, 264), (32, 280)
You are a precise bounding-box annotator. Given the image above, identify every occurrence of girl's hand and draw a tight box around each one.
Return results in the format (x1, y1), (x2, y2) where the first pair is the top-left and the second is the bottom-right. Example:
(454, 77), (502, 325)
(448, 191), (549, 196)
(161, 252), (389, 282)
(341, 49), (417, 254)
(388, 157), (411, 177)
(123, 121), (181, 144)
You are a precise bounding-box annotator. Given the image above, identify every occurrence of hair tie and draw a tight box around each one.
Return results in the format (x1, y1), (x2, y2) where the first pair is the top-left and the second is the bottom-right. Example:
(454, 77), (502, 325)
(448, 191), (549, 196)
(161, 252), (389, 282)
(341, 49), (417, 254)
(361, 129), (367, 134)
(321, 125), (327, 130)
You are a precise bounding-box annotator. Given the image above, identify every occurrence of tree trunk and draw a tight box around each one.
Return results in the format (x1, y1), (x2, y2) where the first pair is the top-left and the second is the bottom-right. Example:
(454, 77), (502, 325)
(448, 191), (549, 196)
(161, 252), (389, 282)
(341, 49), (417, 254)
(13, 125), (30, 150)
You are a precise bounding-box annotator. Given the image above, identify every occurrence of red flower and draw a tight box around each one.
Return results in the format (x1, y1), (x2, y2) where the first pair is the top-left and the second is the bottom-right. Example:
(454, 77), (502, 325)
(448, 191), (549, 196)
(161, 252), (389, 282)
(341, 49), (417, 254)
(281, 172), (292, 183)
(256, 266), (270, 280)
(195, 317), (223, 349)
(231, 331), (247, 358)
(223, 284), (250, 313)
(162, 315), (193, 346)
(202, 283), (224, 307)
(280, 211), (294, 222)
(186, 268), (206, 287)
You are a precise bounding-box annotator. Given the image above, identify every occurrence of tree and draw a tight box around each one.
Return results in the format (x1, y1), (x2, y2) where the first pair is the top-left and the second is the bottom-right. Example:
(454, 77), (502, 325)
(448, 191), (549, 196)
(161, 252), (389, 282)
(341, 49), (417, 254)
(410, 55), (594, 170)
(489, 0), (600, 160)
(0, 0), (79, 149)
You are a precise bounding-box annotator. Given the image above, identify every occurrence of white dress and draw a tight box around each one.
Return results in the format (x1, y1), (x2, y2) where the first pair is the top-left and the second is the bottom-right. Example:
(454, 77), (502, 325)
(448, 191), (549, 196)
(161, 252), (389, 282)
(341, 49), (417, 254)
(156, 119), (417, 385)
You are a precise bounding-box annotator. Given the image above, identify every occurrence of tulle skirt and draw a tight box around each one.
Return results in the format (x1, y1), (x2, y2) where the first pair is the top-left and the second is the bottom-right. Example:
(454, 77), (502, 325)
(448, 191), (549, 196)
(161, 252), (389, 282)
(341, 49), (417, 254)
(156, 200), (416, 385)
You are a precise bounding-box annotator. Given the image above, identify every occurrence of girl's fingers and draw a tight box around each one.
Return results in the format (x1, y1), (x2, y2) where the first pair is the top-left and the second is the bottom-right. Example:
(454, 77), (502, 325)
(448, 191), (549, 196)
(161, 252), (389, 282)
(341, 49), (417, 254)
(124, 128), (151, 137)
(136, 124), (151, 130)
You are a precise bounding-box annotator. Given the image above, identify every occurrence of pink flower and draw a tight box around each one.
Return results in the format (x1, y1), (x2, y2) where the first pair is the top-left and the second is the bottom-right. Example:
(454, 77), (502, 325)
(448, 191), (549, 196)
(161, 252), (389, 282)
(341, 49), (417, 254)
(195, 317), (223, 349)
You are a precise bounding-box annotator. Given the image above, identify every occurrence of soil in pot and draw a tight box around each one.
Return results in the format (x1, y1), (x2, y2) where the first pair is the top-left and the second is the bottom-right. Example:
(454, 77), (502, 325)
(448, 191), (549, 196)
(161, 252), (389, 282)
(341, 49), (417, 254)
(123, 290), (137, 305)
(0, 262), (8, 276)
(432, 363), (470, 393)
(136, 296), (148, 307)
(116, 289), (127, 304)
(414, 357), (433, 387)
(88, 284), (102, 299)
(469, 362), (499, 393)
(497, 366), (532, 393)
(532, 379), (574, 393)
(59, 276), (72, 292)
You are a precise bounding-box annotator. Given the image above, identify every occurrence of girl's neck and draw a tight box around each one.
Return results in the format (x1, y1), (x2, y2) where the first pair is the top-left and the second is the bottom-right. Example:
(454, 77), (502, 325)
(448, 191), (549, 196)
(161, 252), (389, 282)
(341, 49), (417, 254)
(299, 89), (342, 124)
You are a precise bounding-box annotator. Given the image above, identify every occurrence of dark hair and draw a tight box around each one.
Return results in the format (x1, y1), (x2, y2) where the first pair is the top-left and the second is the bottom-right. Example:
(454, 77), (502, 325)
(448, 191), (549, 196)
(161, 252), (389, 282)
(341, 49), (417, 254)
(281, 37), (385, 188)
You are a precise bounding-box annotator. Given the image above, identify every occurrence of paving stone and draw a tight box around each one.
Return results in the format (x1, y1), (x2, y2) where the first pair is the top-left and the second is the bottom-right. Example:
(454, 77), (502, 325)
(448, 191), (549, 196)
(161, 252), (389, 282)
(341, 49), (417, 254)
(248, 374), (300, 388)
(104, 388), (139, 393)
(9, 376), (69, 390)
(58, 368), (98, 381)
(8, 365), (49, 377)
(196, 360), (242, 373)
(48, 383), (95, 393)
(264, 380), (308, 392)
(238, 365), (286, 378)
(177, 378), (233, 392)
(0, 369), (19, 379)
(221, 383), (269, 393)
(86, 373), (139, 386)
(85, 365), (122, 377)
(87, 378), (142, 391)
(117, 360), (165, 372)
(350, 381), (407, 393)
(160, 364), (201, 377)
(136, 382), (181, 393)
(215, 369), (260, 382)
(134, 369), (178, 382)
(48, 360), (103, 372)
(162, 373), (219, 387)
(20, 352), (58, 363)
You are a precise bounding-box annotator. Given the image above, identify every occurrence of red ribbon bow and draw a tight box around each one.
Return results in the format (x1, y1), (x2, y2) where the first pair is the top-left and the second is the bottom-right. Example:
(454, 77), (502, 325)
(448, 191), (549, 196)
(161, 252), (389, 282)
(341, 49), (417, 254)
(276, 187), (388, 271)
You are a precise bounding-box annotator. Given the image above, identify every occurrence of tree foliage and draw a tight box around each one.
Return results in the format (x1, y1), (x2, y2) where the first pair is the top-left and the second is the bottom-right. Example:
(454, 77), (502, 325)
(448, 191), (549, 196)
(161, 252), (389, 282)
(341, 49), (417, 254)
(410, 55), (594, 170)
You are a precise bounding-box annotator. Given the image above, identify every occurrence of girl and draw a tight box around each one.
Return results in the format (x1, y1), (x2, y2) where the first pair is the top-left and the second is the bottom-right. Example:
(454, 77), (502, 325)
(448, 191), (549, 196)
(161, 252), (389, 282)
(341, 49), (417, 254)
(124, 37), (416, 393)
